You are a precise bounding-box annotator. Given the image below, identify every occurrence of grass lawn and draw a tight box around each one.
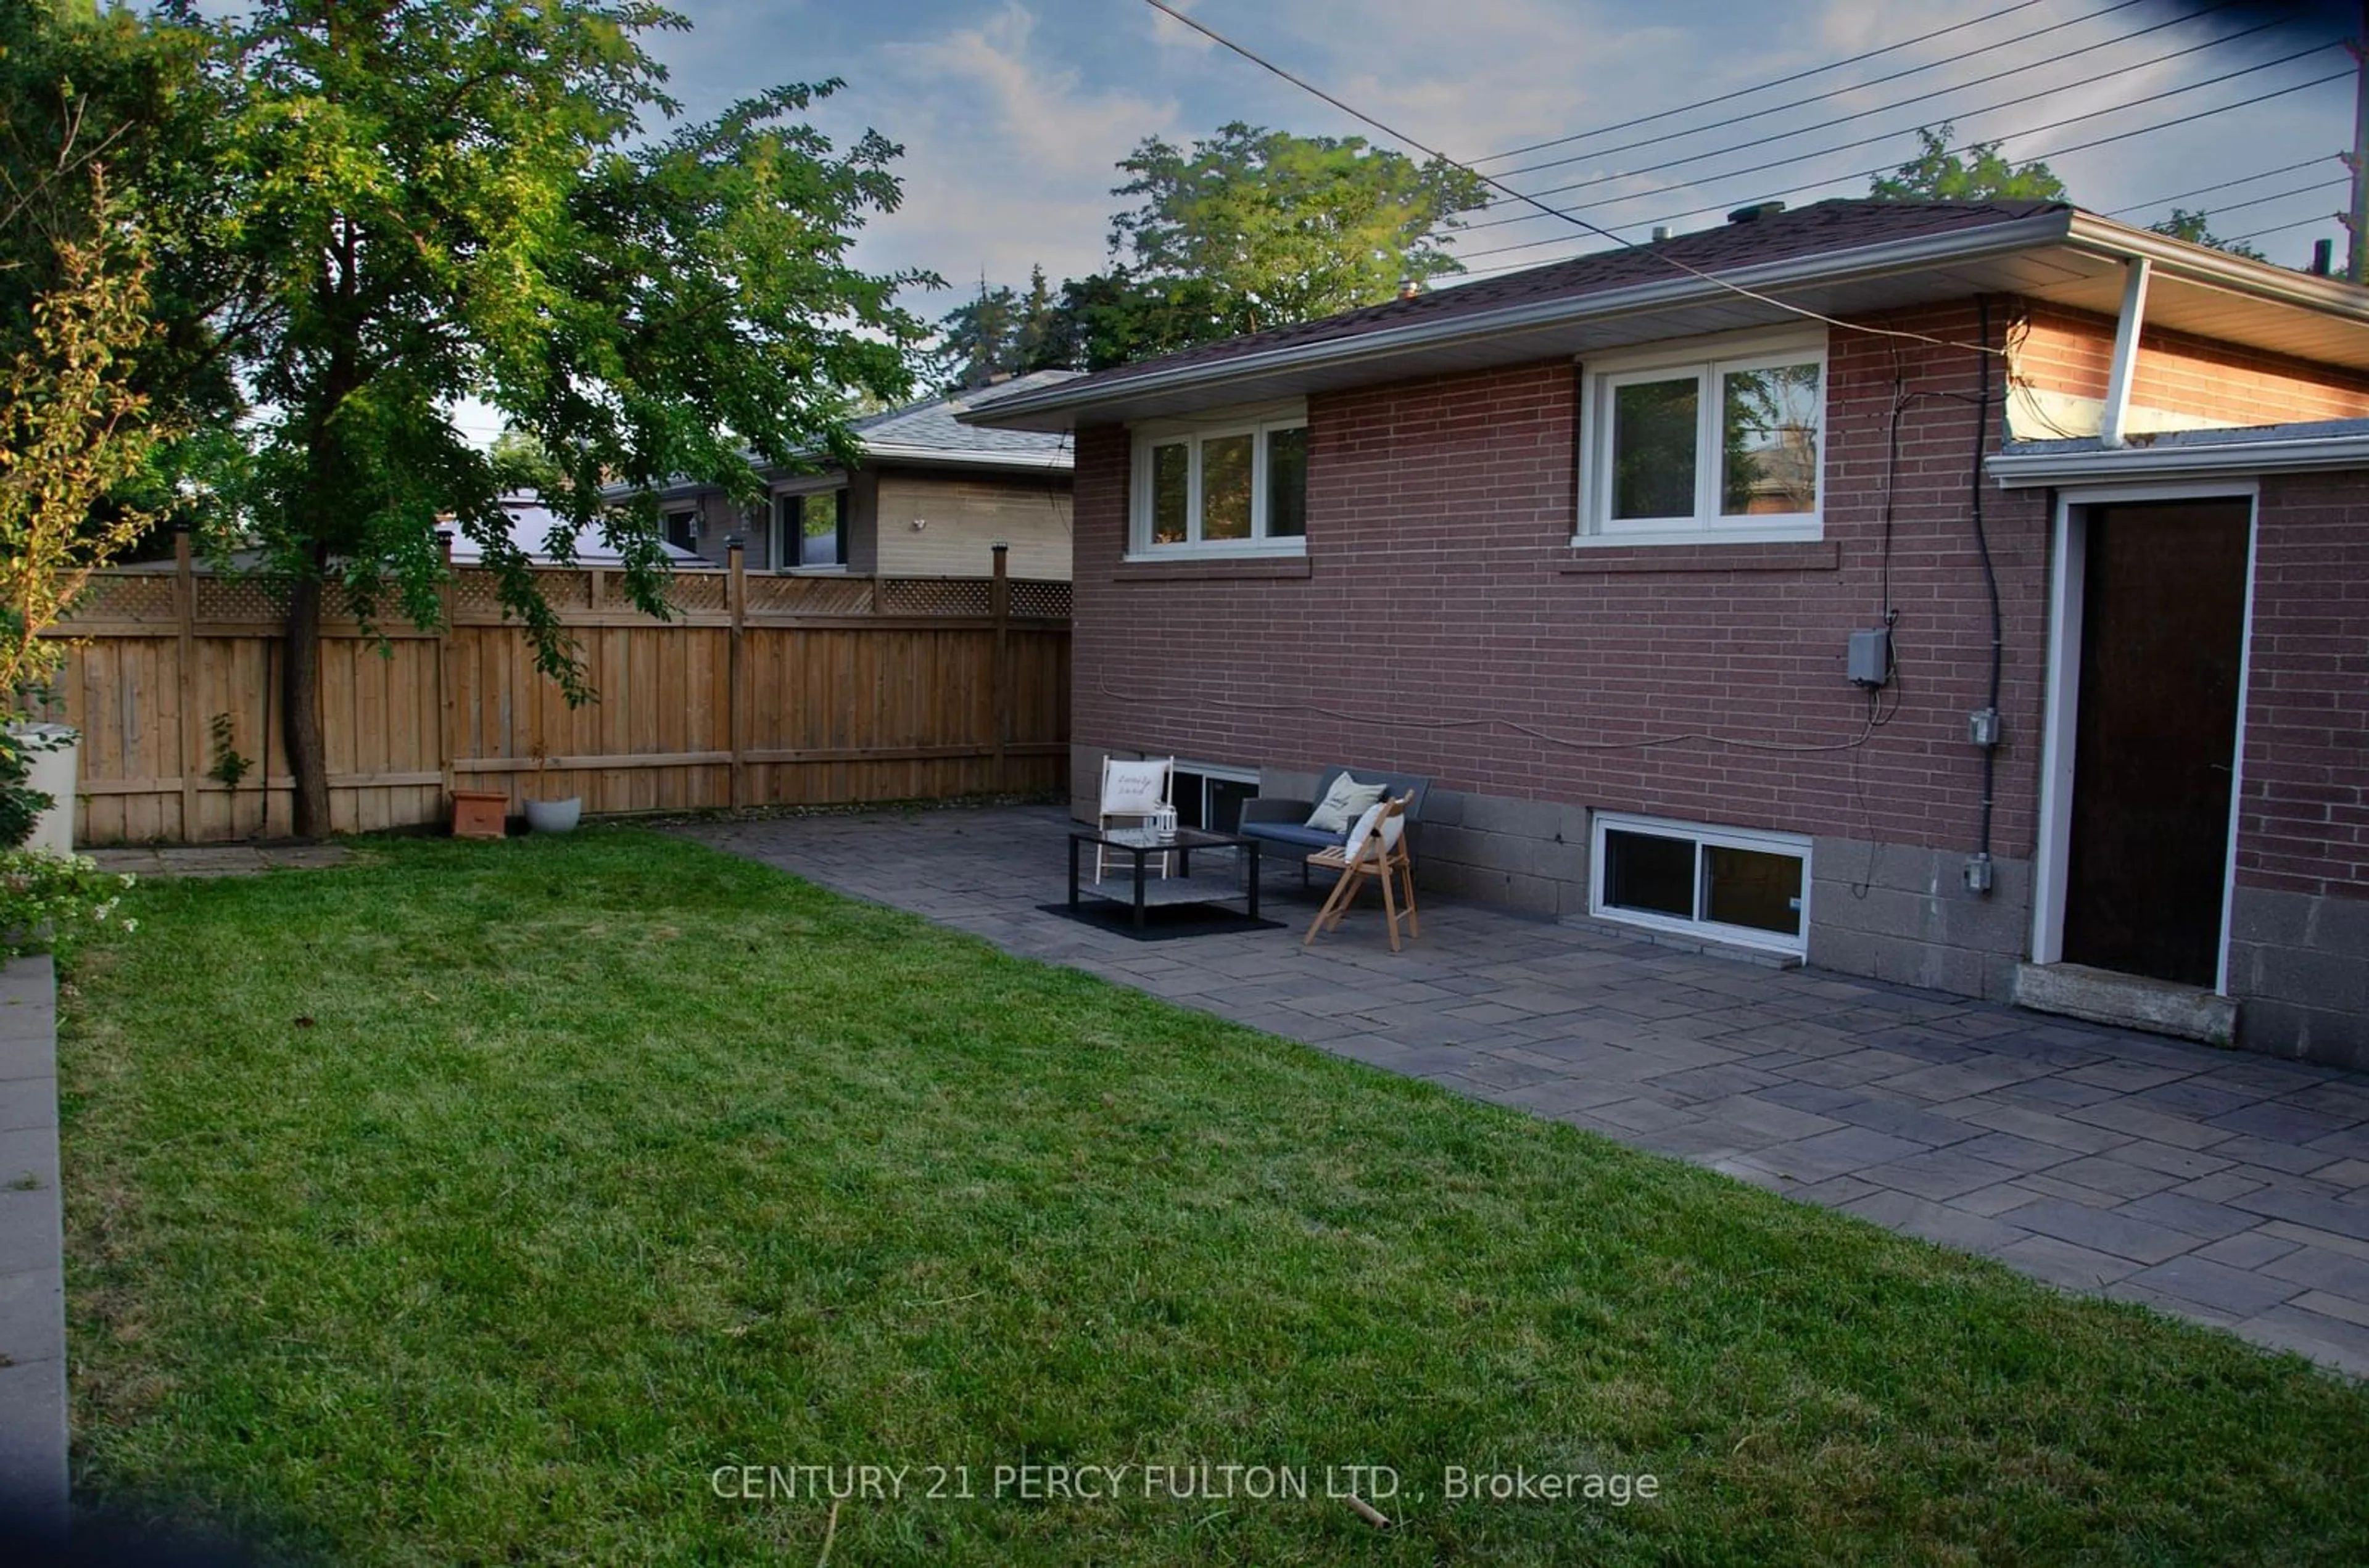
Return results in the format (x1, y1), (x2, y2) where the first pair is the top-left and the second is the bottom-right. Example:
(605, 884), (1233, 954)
(56, 829), (2369, 1564)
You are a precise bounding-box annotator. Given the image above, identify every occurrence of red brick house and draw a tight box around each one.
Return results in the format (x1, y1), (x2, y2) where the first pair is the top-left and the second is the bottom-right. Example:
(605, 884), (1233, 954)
(965, 200), (2369, 1069)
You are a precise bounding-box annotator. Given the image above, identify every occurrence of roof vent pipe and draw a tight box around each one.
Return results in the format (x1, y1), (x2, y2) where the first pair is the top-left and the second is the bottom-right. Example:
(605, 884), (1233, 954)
(2312, 237), (2334, 276)
(1650, 225), (1673, 242)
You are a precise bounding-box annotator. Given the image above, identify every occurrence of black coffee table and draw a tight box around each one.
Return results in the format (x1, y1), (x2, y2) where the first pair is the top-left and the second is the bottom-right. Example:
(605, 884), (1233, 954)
(1067, 825), (1263, 931)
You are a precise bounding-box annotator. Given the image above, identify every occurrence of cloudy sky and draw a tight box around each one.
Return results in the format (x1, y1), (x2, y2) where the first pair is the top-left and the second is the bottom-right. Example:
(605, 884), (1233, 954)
(640, 0), (2359, 294)
(428, 0), (2360, 443)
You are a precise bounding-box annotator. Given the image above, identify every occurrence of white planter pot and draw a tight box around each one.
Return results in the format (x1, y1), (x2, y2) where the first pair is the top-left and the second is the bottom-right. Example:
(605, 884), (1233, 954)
(523, 796), (581, 834)
(7, 724), (79, 855)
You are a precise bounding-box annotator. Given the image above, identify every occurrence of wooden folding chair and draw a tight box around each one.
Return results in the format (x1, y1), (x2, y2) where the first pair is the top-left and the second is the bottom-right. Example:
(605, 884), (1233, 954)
(1303, 794), (1419, 951)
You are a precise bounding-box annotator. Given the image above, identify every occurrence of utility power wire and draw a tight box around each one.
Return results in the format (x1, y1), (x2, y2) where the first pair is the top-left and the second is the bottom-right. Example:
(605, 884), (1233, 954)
(1494, 0), (2200, 183)
(2185, 176), (2351, 220)
(2229, 212), (2344, 244)
(1471, 0), (2055, 165)
(2105, 154), (2342, 215)
(1136, 0), (2010, 357)
(1462, 24), (2319, 229)
(1444, 57), (2353, 276)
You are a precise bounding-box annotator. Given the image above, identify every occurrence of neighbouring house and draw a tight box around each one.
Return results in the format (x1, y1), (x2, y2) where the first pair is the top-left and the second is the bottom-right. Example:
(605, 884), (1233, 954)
(448, 497), (708, 566)
(640, 370), (1080, 580)
(964, 199), (2369, 1068)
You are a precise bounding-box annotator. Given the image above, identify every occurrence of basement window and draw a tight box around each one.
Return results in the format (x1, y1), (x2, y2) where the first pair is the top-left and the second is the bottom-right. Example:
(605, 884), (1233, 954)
(1590, 811), (1809, 954)
(1172, 760), (1259, 834)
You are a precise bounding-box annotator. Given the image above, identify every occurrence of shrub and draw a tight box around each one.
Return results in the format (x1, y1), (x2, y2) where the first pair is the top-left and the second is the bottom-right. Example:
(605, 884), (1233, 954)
(0, 848), (136, 959)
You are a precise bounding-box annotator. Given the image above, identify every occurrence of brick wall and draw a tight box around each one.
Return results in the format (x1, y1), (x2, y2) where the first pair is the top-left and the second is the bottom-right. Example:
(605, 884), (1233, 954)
(1073, 300), (2051, 864)
(2237, 469), (2369, 901)
(2012, 303), (2369, 431)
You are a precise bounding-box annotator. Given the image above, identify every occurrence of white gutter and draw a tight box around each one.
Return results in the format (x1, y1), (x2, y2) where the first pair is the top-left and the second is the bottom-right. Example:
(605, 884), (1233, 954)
(2098, 257), (2151, 451)
(1987, 431), (2369, 487)
(962, 209), (2083, 426)
(861, 442), (1072, 472)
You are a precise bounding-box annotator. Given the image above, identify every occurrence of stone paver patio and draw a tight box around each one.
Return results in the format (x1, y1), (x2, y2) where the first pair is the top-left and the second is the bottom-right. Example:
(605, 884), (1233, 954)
(681, 804), (2369, 1377)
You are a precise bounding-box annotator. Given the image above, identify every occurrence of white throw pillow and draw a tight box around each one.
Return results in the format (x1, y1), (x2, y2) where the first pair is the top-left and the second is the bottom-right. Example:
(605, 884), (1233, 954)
(1102, 760), (1169, 815)
(1306, 774), (1387, 834)
(1341, 801), (1388, 864)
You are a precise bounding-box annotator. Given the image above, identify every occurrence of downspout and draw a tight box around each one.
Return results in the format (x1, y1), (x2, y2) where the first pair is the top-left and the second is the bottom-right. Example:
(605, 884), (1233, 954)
(2098, 257), (2152, 449)
(1969, 300), (2004, 892)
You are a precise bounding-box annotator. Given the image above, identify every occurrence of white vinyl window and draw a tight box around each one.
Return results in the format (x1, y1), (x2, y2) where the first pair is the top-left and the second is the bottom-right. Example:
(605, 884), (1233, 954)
(1579, 329), (1827, 545)
(1590, 811), (1810, 954)
(1130, 402), (1309, 558)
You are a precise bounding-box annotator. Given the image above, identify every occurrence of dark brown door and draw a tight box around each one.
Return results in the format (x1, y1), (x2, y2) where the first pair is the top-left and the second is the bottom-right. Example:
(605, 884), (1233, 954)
(2061, 500), (2249, 988)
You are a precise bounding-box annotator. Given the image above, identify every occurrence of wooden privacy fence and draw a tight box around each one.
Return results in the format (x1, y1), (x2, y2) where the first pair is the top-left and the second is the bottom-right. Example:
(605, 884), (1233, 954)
(39, 540), (1071, 844)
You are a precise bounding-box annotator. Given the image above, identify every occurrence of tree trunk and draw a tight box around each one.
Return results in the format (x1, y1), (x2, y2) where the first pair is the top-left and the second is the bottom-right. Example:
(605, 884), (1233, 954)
(283, 566), (329, 839)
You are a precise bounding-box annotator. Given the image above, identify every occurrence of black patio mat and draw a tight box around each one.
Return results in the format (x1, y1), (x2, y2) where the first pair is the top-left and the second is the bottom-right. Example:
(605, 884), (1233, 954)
(1036, 901), (1286, 942)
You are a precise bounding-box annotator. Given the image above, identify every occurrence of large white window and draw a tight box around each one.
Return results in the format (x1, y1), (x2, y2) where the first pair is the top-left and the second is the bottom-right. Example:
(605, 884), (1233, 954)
(1130, 402), (1308, 558)
(1589, 811), (1810, 955)
(1579, 329), (1826, 545)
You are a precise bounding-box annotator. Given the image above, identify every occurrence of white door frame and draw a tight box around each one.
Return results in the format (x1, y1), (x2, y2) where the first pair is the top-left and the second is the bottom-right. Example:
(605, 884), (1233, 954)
(2031, 480), (2259, 995)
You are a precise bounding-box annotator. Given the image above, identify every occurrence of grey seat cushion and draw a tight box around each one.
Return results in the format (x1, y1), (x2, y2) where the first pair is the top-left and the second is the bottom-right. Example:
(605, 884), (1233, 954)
(1238, 768), (1433, 854)
(1236, 820), (1344, 852)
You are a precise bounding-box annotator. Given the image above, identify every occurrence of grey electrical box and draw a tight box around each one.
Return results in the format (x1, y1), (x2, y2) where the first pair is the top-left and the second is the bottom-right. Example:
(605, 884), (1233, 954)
(1846, 630), (1891, 688)
(1969, 708), (2002, 748)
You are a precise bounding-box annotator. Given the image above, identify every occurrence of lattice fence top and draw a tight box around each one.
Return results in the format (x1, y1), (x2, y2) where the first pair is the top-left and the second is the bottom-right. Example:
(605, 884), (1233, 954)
(659, 572), (727, 613)
(1008, 580), (1072, 620)
(55, 563), (1067, 631)
(878, 577), (993, 617)
(451, 569), (509, 618)
(194, 576), (283, 622)
(72, 574), (178, 622)
(745, 574), (875, 617)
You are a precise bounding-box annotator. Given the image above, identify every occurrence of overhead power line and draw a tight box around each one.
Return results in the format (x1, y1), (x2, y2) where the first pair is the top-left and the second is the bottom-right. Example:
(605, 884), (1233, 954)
(1469, 0), (2056, 165)
(1463, 23), (2318, 228)
(1135, 0), (2007, 356)
(2104, 154), (2342, 216)
(2229, 211), (2346, 244)
(2185, 176), (2351, 220)
(1494, 0), (2196, 184)
(1446, 52), (2349, 268)
(1446, 65), (2354, 281)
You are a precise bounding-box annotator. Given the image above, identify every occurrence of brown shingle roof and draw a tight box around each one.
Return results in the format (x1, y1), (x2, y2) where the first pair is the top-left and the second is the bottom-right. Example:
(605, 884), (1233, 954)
(1065, 199), (2068, 392)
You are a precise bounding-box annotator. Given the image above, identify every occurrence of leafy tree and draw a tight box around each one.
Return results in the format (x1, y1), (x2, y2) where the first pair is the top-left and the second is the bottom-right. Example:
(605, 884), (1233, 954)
(488, 429), (563, 498)
(3, 2), (242, 535)
(0, 178), (167, 711)
(2150, 207), (2267, 262)
(1871, 124), (2067, 202)
(91, 1), (927, 836)
(1106, 122), (1488, 340)
(933, 278), (1023, 392)
(927, 263), (1065, 391)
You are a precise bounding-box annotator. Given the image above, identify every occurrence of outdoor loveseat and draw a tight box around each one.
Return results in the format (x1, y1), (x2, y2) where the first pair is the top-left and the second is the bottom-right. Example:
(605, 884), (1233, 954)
(1237, 767), (1433, 884)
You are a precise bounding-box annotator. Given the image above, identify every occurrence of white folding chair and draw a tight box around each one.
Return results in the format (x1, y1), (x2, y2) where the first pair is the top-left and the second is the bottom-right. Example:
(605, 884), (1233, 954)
(1096, 756), (1175, 882)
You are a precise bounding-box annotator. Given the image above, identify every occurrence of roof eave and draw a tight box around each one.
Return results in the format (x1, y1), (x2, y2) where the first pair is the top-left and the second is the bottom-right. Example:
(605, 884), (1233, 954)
(2061, 212), (2369, 326)
(1987, 432), (2369, 488)
(961, 208), (2083, 431)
